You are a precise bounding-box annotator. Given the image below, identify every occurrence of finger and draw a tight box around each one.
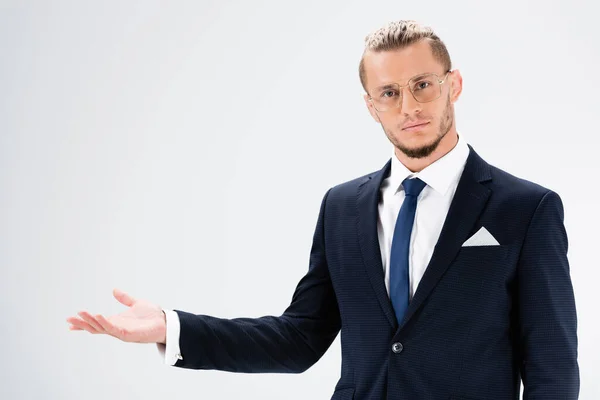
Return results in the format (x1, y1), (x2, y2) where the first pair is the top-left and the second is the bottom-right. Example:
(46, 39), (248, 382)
(77, 311), (106, 333)
(66, 318), (83, 330)
(113, 288), (136, 307)
(95, 314), (125, 339)
(67, 317), (101, 334)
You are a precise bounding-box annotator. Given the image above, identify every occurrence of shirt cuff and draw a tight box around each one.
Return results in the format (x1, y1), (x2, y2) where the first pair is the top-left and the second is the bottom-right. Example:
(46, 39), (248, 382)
(155, 309), (182, 365)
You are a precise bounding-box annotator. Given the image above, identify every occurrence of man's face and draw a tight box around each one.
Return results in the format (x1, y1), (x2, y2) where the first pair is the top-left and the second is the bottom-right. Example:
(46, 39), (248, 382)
(362, 40), (462, 159)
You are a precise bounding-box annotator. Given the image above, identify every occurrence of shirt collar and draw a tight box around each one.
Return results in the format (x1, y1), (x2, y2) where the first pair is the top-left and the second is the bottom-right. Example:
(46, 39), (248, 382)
(389, 132), (470, 196)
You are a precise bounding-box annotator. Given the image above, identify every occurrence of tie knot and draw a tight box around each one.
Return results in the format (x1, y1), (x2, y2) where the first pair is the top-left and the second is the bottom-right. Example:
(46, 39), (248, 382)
(402, 177), (427, 197)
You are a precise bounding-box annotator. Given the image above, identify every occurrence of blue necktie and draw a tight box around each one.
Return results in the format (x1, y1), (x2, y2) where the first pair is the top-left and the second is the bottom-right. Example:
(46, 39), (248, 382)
(389, 177), (427, 325)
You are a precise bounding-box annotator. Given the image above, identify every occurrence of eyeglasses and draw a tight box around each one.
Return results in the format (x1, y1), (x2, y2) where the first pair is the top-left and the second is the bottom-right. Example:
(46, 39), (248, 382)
(368, 70), (451, 112)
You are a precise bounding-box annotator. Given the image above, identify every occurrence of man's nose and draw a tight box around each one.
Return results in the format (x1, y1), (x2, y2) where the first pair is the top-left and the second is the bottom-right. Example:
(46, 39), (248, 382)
(400, 87), (422, 115)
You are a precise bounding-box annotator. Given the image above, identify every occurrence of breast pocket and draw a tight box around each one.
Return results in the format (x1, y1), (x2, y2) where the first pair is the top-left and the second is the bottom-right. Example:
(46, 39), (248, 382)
(449, 244), (511, 283)
(453, 244), (510, 264)
(429, 244), (512, 311)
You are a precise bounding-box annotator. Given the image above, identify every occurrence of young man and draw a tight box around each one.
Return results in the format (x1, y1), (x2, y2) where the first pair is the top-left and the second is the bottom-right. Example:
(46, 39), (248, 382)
(68, 20), (579, 400)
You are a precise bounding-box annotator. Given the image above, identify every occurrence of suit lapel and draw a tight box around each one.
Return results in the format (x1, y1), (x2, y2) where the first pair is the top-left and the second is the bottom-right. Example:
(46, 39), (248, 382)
(356, 158), (396, 328)
(356, 144), (493, 331)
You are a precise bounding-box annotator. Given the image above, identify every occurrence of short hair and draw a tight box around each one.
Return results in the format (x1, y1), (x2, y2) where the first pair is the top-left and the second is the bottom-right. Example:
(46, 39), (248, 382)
(359, 20), (452, 92)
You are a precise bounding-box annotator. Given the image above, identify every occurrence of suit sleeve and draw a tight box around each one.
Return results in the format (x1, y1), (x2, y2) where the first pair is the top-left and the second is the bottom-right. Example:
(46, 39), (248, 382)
(170, 188), (341, 373)
(518, 190), (580, 399)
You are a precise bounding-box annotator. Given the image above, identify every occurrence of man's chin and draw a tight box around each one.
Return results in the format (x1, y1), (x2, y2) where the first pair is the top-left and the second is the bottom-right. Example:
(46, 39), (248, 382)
(399, 148), (434, 159)
(396, 140), (440, 159)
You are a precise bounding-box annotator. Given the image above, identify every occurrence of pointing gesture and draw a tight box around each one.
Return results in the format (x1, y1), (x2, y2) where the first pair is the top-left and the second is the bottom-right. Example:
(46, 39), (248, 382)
(67, 288), (167, 344)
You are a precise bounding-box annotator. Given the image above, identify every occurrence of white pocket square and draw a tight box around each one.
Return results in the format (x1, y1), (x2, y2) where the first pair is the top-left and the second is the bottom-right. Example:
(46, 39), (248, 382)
(462, 226), (500, 247)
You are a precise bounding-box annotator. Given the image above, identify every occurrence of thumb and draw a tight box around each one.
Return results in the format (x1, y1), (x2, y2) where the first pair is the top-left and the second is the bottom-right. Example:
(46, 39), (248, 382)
(113, 288), (136, 307)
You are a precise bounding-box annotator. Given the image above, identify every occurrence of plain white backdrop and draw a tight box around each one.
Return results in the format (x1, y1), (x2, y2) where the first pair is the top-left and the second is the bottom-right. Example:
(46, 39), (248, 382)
(1, 0), (598, 399)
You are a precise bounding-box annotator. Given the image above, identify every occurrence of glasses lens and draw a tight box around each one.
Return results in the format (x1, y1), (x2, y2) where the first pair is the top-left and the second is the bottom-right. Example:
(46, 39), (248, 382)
(371, 83), (400, 111)
(410, 74), (441, 103)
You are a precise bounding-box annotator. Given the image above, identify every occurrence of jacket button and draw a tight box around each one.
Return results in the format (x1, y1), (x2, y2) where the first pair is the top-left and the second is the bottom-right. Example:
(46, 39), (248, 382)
(392, 342), (403, 353)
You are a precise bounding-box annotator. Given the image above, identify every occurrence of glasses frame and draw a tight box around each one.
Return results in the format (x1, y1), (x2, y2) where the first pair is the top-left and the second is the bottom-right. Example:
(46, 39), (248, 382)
(368, 69), (452, 112)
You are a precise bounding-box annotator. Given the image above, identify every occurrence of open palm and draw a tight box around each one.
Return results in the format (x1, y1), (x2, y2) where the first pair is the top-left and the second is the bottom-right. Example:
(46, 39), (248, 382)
(66, 288), (167, 344)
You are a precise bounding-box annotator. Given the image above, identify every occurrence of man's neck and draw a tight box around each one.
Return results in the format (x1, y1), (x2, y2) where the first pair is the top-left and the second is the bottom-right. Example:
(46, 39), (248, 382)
(394, 131), (459, 173)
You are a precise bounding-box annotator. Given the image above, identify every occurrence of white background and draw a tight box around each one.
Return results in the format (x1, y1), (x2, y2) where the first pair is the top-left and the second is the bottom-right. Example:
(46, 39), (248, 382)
(1, 0), (598, 399)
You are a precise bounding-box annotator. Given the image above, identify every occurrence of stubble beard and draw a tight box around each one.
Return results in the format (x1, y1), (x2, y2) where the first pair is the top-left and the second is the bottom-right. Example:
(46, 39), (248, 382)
(384, 95), (454, 159)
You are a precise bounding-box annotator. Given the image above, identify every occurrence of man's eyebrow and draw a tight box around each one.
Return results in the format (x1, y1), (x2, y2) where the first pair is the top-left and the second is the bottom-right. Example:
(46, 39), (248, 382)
(373, 72), (436, 91)
(373, 83), (398, 91)
(411, 72), (434, 80)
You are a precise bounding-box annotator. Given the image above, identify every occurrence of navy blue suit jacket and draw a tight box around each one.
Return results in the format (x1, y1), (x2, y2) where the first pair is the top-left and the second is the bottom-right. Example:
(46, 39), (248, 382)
(173, 144), (579, 399)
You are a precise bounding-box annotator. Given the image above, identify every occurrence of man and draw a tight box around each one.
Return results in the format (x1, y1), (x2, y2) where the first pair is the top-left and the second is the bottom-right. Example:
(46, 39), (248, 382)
(67, 20), (579, 399)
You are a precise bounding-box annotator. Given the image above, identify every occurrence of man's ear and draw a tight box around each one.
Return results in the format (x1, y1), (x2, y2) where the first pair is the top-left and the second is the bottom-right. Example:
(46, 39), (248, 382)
(449, 69), (463, 103)
(363, 94), (381, 122)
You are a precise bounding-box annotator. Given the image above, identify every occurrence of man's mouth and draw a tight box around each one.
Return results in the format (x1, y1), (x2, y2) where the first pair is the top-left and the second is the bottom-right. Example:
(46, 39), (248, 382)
(402, 122), (430, 131)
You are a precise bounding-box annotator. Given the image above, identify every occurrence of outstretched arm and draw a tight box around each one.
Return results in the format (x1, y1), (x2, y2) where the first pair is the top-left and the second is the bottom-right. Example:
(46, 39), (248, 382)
(170, 188), (341, 373)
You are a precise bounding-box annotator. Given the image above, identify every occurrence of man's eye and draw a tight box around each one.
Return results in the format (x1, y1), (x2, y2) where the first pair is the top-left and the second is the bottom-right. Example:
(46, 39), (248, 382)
(414, 81), (431, 91)
(381, 90), (398, 98)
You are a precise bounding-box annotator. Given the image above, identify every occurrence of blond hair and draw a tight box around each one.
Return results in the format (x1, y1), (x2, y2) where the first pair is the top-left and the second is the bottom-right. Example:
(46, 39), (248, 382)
(359, 20), (452, 92)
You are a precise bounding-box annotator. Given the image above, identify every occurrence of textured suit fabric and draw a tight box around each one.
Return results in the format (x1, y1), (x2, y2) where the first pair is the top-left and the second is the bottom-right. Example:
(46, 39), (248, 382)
(172, 144), (579, 400)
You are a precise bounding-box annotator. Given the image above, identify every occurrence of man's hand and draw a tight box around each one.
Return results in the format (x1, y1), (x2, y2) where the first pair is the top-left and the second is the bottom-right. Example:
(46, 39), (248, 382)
(66, 288), (167, 344)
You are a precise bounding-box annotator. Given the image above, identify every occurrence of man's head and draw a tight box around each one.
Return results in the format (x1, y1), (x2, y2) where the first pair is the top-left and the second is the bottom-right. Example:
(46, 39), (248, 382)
(360, 20), (463, 170)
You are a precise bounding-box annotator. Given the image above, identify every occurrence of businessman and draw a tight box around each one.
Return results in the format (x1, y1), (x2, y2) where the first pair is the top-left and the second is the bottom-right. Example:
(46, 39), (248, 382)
(67, 20), (579, 399)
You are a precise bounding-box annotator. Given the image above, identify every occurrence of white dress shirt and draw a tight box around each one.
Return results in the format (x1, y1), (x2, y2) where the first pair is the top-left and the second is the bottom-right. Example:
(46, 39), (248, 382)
(157, 132), (470, 366)
(156, 309), (182, 365)
(377, 132), (469, 298)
